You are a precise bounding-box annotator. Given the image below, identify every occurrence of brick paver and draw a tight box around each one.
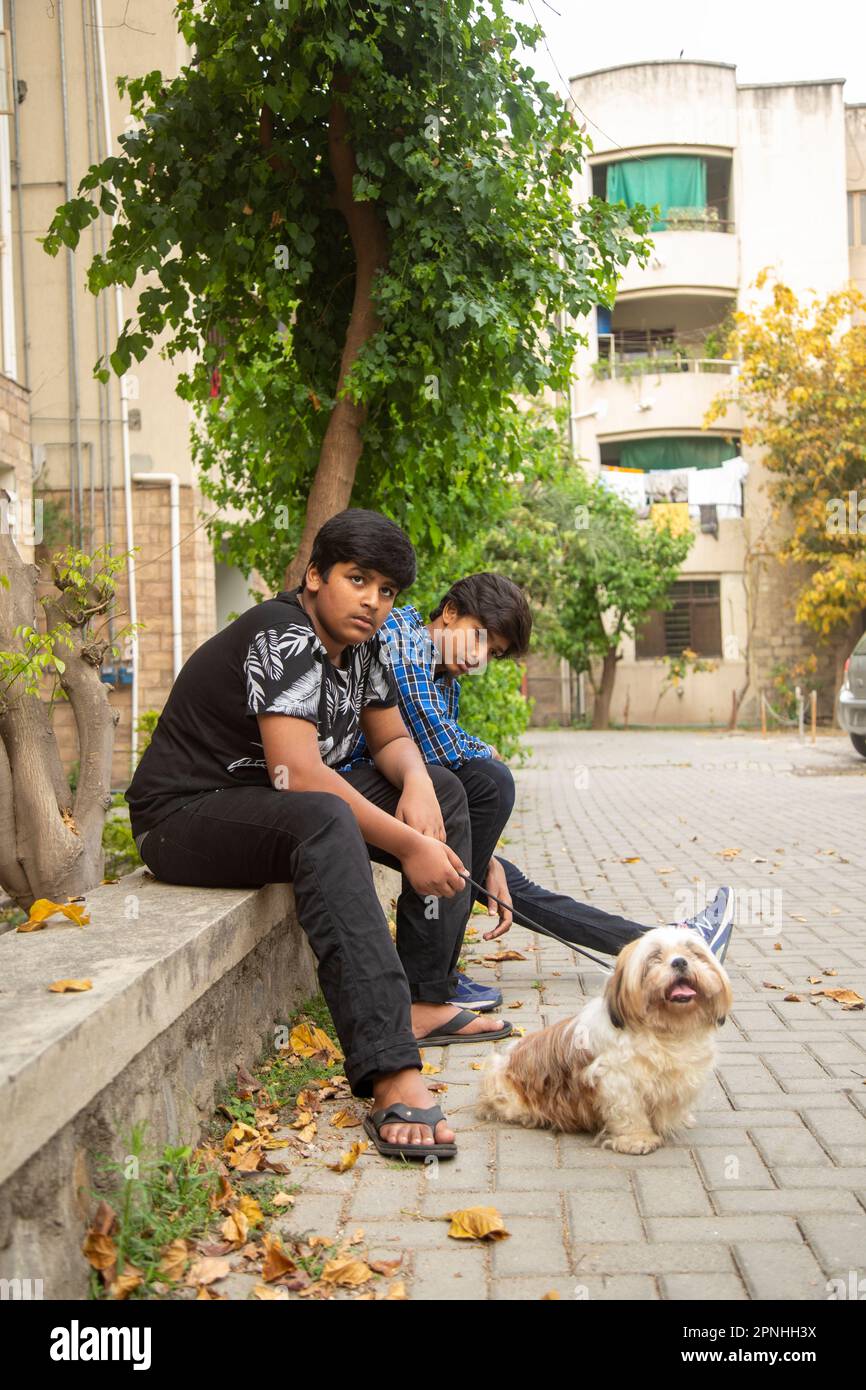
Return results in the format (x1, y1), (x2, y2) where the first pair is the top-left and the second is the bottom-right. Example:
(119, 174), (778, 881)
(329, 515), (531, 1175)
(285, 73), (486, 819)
(223, 730), (866, 1300)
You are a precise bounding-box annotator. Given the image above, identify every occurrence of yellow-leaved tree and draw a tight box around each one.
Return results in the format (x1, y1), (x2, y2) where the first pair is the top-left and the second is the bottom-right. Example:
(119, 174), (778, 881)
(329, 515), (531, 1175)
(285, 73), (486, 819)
(705, 269), (866, 693)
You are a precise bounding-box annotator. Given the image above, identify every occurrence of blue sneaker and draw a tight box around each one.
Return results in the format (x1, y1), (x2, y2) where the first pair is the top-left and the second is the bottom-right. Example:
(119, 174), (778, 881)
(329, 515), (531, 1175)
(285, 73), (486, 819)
(448, 972), (503, 1012)
(677, 886), (735, 964)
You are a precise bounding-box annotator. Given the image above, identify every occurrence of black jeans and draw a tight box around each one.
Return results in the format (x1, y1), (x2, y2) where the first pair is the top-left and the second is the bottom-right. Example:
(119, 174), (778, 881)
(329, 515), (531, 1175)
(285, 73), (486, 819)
(133, 763), (472, 1098)
(452, 756), (649, 956)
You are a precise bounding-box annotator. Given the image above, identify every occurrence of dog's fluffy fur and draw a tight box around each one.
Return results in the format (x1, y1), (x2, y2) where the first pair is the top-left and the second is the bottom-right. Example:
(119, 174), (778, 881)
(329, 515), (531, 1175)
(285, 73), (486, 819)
(477, 926), (732, 1154)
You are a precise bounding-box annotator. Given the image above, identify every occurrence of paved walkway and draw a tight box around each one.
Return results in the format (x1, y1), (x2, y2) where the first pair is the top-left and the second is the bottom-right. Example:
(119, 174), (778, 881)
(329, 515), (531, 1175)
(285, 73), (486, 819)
(226, 730), (866, 1301)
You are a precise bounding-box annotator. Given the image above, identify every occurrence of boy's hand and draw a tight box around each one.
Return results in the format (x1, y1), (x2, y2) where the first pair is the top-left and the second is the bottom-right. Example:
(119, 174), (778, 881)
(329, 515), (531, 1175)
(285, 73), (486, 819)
(488, 744), (503, 761)
(402, 836), (468, 899)
(395, 773), (446, 841)
(482, 855), (513, 939)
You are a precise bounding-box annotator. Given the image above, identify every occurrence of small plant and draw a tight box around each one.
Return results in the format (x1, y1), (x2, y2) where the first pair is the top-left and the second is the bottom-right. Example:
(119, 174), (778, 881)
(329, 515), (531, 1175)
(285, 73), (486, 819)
(769, 654), (820, 722)
(87, 1123), (221, 1299)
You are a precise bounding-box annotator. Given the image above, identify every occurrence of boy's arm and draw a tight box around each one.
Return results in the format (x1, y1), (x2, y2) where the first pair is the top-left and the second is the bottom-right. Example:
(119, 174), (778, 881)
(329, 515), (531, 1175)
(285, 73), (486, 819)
(256, 713), (464, 892)
(359, 704), (447, 841)
(396, 659), (492, 765)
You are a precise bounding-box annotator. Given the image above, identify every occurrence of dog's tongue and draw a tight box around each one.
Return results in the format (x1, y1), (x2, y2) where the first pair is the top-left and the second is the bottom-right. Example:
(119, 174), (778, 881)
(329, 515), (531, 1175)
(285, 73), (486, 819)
(668, 982), (697, 1001)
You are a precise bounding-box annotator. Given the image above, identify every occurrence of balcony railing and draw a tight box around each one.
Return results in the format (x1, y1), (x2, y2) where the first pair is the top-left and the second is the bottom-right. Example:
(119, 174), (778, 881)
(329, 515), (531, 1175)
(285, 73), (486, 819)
(594, 336), (739, 382)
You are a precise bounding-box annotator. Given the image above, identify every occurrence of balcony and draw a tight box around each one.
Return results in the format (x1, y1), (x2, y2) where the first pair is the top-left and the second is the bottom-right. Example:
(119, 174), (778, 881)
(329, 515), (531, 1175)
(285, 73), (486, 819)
(594, 153), (738, 296)
(590, 340), (741, 438)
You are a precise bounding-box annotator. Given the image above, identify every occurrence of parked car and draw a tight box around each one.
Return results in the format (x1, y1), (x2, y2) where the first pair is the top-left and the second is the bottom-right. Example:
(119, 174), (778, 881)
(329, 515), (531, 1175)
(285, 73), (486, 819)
(837, 631), (866, 759)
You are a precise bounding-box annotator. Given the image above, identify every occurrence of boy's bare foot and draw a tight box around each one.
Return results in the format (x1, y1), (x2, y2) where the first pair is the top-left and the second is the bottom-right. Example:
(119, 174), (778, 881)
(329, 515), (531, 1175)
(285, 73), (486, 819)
(371, 1068), (455, 1148)
(411, 1001), (509, 1041)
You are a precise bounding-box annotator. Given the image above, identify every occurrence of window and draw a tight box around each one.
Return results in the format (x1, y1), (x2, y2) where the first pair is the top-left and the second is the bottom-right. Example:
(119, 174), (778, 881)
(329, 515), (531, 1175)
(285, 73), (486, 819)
(848, 191), (866, 247)
(635, 580), (722, 659)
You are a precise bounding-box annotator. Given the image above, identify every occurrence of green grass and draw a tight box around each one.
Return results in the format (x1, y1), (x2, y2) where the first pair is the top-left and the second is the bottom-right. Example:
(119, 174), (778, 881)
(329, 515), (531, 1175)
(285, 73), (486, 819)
(89, 992), (342, 1299)
(87, 1123), (221, 1300)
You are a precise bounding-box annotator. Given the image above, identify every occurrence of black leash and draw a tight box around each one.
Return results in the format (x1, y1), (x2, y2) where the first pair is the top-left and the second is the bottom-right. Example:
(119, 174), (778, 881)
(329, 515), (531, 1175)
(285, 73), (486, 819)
(458, 871), (614, 974)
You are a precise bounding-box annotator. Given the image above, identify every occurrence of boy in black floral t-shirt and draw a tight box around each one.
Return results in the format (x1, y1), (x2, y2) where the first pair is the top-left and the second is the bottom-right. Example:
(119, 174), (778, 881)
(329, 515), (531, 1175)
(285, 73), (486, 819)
(126, 510), (510, 1161)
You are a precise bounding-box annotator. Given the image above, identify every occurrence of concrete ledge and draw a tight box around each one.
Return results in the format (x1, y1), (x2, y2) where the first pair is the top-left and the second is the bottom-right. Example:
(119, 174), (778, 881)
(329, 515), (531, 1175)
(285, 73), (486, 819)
(0, 866), (324, 1297)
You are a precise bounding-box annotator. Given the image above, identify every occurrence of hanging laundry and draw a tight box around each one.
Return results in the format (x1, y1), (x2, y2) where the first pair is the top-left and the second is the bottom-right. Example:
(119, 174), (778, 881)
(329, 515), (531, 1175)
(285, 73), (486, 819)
(687, 457), (748, 518)
(600, 465), (646, 509)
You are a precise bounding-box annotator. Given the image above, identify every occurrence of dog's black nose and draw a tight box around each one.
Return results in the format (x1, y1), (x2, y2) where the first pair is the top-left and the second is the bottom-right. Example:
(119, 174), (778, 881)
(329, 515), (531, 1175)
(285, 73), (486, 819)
(670, 956), (689, 972)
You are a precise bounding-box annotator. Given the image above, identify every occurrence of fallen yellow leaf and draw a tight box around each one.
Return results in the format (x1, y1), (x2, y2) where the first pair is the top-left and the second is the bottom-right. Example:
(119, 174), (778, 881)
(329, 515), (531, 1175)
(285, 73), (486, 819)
(446, 1206), (510, 1241)
(330, 1109), (363, 1128)
(47, 978), (92, 993)
(328, 1141), (368, 1173)
(19, 898), (90, 931)
(237, 1194), (264, 1228)
(290, 1023), (343, 1062)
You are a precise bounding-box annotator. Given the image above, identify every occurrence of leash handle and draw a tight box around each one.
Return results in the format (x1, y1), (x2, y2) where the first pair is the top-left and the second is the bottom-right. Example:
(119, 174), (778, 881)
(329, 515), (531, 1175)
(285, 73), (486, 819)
(458, 870), (614, 974)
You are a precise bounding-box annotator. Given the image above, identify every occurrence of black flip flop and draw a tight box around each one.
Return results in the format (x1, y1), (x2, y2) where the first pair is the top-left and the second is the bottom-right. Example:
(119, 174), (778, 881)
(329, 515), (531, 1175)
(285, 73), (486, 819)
(363, 1103), (457, 1160)
(416, 1006), (513, 1047)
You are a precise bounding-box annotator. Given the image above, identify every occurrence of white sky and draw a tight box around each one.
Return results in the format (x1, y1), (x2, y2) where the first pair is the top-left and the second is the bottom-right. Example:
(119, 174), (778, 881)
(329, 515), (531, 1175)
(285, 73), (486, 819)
(507, 0), (866, 114)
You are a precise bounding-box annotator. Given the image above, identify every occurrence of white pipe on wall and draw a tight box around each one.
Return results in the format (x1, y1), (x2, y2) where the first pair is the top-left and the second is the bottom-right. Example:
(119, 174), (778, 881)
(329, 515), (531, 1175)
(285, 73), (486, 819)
(92, 0), (139, 772)
(132, 473), (182, 682)
(0, 1), (19, 379)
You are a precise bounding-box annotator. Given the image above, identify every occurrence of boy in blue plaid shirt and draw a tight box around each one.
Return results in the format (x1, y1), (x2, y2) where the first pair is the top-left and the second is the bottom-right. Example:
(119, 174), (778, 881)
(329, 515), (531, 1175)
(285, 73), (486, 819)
(339, 573), (734, 1004)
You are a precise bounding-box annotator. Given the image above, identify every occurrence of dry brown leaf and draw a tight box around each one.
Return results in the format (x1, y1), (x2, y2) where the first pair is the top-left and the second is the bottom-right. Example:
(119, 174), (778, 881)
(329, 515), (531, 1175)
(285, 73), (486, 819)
(328, 1141), (368, 1173)
(621, 856), (641, 863)
(483, 950), (527, 962)
(718, 848), (741, 859)
(261, 1234), (298, 1283)
(106, 1267), (144, 1300)
(823, 968), (839, 976)
(253, 1283), (289, 1300)
(220, 1210), (249, 1246)
(420, 1063), (441, 1076)
(541, 1290), (561, 1299)
(47, 978), (92, 993)
(446, 1206), (510, 1241)
(321, 1257), (372, 1287)
(762, 981), (785, 990)
(82, 1231), (116, 1272)
(271, 1192), (296, 1208)
(158, 1238), (191, 1281)
(783, 994), (803, 1003)
(470, 1062), (484, 1070)
(822, 988), (865, 1008)
(369, 1257), (403, 1276)
(807, 976), (822, 984)
(773, 942), (782, 950)
(507, 1001), (524, 1009)
(230, 1143), (266, 1172)
(186, 1256), (230, 1287)
(385, 1280), (408, 1300)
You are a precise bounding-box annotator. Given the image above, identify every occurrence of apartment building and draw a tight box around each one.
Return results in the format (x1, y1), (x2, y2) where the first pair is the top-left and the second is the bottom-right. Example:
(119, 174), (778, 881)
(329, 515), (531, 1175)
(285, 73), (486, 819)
(527, 60), (866, 728)
(0, 0), (255, 785)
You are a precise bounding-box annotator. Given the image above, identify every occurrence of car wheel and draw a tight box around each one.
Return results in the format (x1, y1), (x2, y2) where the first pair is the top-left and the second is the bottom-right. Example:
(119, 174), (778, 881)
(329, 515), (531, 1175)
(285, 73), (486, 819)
(850, 733), (866, 760)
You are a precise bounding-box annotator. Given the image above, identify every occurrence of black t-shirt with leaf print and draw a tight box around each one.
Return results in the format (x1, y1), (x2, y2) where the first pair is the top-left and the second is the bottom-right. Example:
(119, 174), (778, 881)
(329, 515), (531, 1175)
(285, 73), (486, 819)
(125, 585), (399, 835)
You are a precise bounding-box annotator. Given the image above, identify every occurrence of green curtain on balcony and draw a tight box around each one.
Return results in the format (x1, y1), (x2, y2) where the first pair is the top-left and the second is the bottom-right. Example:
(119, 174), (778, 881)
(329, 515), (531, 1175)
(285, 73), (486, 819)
(619, 438), (738, 472)
(607, 155), (707, 231)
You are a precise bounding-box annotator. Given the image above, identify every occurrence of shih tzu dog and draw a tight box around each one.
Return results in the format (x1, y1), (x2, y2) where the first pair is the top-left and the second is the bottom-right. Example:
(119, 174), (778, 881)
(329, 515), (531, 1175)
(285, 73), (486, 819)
(477, 926), (732, 1154)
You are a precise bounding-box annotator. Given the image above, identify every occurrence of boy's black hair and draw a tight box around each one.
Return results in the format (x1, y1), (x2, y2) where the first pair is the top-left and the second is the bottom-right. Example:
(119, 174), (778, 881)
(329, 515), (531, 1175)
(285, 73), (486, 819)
(429, 572), (532, 659)
(303, 508), (416, 593)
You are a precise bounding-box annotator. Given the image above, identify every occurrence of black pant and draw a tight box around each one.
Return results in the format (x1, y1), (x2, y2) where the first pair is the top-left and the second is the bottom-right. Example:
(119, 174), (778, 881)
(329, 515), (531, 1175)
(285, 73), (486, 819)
(134, 763), (472, 1098)
(452, 757), (649, 956)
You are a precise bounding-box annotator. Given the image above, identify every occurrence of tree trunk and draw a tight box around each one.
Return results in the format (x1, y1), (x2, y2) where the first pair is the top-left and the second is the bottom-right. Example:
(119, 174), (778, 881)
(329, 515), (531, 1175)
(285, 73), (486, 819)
(591, 648), (619, 730)
(0, 525), (117, 913)
(283, 72), (389, 590)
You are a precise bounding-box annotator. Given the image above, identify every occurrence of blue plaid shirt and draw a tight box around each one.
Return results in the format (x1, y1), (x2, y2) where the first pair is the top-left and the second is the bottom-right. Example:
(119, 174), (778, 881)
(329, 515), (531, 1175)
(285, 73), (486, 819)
(337, 604), (492, 770)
